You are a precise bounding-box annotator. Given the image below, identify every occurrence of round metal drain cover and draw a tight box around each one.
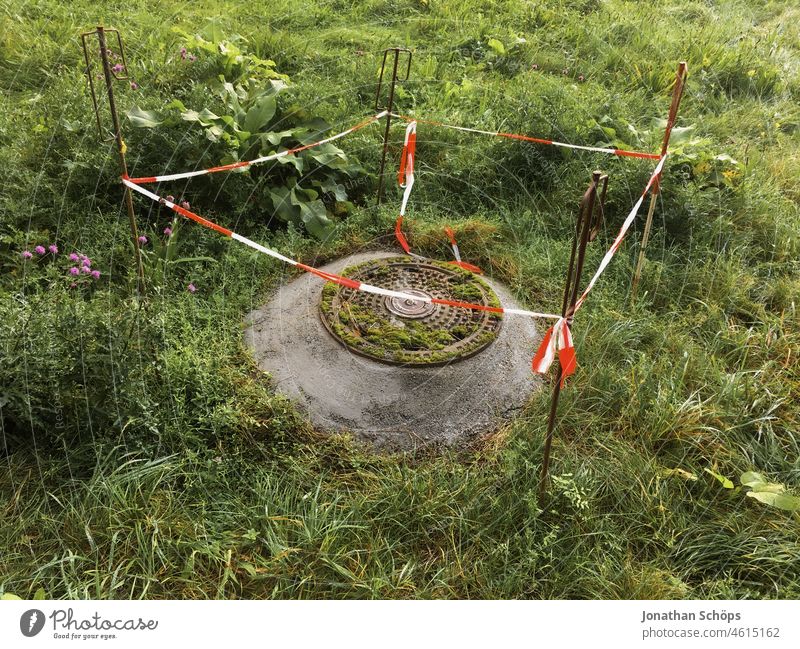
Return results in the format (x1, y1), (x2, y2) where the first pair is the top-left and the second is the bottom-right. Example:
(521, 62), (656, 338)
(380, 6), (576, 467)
(319, 257), (502, 366)
(384, 288), (437, 319)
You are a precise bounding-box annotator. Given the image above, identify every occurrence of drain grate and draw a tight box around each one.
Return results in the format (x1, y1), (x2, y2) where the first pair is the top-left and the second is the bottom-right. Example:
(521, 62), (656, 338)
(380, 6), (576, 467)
(319, 257), (502, 366)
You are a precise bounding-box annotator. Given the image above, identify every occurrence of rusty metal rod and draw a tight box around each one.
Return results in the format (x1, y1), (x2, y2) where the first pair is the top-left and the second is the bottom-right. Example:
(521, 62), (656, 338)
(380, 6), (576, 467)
(631, 62), (688, 299)
(96, 26), (146, 296)
(538, 171), (605, 504)
(376, 51), (400, 206)
(374, 48), (411, 207)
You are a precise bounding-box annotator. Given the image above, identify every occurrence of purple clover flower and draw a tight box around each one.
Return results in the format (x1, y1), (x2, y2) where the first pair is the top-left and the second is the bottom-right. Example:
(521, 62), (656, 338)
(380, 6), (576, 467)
(81, 266), (91, 274)
(130, 81), (139, 90)
(35, 245), (46, 255)
(138, 235), (148, 244)
(69, 267), (80, 276)
(21, 250), (33, 259)
(164, 227), (173, 236)
(81, 257), (91, 268)
(90, 270), (101, 280)
(48, 244), (58, 254)
(112, 63), (125, 73)
(69, 252), (80, 262)
(187, 283), (197, 293)
(180, 200), (190, 210)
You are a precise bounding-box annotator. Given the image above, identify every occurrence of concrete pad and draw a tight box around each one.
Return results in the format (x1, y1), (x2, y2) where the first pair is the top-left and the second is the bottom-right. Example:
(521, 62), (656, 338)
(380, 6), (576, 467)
(244, 251), (543, 451)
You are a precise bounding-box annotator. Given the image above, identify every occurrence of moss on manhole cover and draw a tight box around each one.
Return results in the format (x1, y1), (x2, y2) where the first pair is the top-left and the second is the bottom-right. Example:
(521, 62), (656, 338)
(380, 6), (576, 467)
(319, 256), (503, 366)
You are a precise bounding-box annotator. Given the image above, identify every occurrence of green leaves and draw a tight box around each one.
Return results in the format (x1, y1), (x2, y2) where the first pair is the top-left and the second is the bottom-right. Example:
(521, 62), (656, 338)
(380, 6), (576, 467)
(127, 106), (166, 128)
(268, 186), (334, 240)
(704, 468), (734, 489)
(125, 29), (364, 239)
(706, 467), (800, 512)
(741, 472), (800, 512)
(243, 95), (277, 133)
(487, 38), (505, 56)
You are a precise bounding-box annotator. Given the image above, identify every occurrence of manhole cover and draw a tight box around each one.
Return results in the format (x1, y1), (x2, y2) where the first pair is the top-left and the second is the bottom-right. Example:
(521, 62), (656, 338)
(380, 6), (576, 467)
(319, 257), (503, 366)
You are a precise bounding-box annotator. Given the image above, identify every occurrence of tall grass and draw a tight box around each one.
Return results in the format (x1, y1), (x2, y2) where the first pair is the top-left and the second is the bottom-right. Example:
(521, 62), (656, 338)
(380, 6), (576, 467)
(1, 0), (798, 599)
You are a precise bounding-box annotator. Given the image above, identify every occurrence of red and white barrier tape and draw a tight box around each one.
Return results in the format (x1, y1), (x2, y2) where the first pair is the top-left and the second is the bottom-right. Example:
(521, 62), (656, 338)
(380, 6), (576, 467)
(572, 153), (667, 313)
(393, 121), (484, 273)
(528, 153), (668, 378)
(394, 121), (416, 256)
(532, 317), (577, 386)
(121, 108), (668, 382)
(125, 111), (388, 185)
(121, 177), (562, 320)
(390, 113), (661, 160)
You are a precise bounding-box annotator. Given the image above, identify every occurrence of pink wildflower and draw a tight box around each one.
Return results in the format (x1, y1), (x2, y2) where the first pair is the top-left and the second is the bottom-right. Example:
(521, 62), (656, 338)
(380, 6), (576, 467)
(112, 63), (125, 73)
(180, 200), (190, 210)
(130, 81), (139, 90)
(69, 267), (80, 276)
(164, 227), (173, 236)
(90, 270), (101, 279)
(187, 283), (197, 293)
(48, 244), (58, 254)
(35, 245), (46, 255)
(21, 250), (33, 259)
(138, 235), (148, 244)
(69, 252), (79, 262)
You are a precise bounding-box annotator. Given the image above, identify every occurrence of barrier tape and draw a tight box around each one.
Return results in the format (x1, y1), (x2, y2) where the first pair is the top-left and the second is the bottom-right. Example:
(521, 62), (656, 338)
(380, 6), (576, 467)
(529, 153), (668, 379)
(121, 108), (668, 381)
(393, 121), (484, 273)
(122, 177), (562, 321)
(394, 120), (416, 255)
(125, 111), (388, 185)
(390, 113), (661, 160)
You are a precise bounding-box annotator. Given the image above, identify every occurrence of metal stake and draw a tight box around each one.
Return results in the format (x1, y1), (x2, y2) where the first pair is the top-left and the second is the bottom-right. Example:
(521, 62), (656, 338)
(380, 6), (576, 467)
(374, 47), (412, 206)
(631, 61), (688, 300)
(538, 171), (608, 504)
(81, 25), (146, 296)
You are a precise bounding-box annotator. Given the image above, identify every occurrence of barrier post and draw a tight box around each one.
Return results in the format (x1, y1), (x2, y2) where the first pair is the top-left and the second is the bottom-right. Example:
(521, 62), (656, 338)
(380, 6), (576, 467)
(538, 171), (608, 504)
(374, 47), (412, 206)
(81, 25), (146, 296)
(631, 62), (688, 300)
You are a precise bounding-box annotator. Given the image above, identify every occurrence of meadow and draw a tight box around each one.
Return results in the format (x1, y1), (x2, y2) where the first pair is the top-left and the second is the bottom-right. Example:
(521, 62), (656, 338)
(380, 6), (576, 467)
(1, 0), (798, 599)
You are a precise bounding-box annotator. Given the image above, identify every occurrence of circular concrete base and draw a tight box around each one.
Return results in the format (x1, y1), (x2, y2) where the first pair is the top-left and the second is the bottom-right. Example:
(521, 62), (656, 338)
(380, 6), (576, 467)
(244, 251), (543, 452)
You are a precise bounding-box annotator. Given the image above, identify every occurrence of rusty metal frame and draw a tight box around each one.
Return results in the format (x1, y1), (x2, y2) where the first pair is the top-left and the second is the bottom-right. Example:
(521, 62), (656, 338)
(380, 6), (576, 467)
(80, 26), (145, 295)
(374, 47), (412, 206)
(538, 170), (608, 503)
(631, 61), (688, 299)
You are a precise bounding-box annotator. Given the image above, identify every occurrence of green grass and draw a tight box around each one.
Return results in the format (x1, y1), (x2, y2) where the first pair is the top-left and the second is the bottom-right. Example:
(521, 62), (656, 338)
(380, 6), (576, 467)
(1, 0), (799, 599)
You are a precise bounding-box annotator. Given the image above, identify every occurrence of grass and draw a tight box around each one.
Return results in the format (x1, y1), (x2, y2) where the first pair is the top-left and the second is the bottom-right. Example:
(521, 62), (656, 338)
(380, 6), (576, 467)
(1, 0), (799, 599)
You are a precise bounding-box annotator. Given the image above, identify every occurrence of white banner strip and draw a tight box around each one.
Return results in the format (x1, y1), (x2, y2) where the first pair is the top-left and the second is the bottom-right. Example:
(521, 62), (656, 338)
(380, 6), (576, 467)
(128, 111), (388, 184)
(2, 599), (796, 648)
